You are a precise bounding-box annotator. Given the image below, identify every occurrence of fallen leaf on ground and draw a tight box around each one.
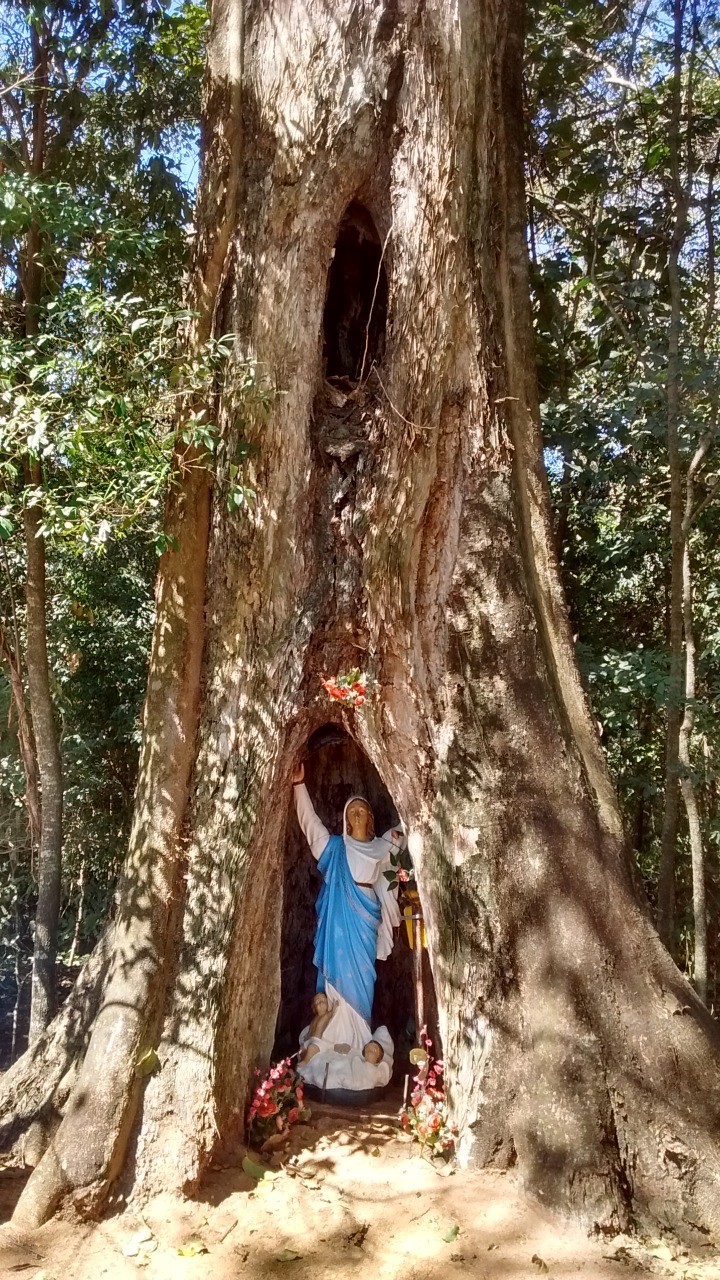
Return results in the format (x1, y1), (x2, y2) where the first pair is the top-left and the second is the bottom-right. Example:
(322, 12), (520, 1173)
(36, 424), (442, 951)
(276, 1249), (303, 1262)
(242, 1156), (269, 1180)
(252, 1178), (277, 1198)
(487, 1243), (499, 1251)
(532, 1253), (549, 1273)
(442, 1225), (460, 1243)
(347, 1223), (370, 1247)
(650, 1244), (675, 1263)
(122, 1228), (154, 1258)
(371, 1147), (381, 1157)
(177, 1239), (208, 1257)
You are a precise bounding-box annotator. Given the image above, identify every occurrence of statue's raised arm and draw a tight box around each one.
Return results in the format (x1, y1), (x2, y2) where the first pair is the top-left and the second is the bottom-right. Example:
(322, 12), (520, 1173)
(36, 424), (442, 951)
(292, 761), (331, 860)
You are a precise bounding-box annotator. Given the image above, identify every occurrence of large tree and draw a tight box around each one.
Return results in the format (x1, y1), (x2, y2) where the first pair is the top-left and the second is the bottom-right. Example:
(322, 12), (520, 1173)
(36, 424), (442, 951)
(3, 0), (720, 1237)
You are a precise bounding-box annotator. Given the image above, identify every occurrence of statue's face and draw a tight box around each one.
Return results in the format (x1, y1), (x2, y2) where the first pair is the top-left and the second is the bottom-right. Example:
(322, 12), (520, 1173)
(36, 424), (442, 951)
(313, 993), (328, 1015)
(363, 1040), (383, 1065)
(346, 799), (374, 842)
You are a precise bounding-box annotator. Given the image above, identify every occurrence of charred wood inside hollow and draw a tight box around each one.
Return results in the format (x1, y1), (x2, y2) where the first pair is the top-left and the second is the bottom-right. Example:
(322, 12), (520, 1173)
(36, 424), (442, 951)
(323, 201), (388, 383)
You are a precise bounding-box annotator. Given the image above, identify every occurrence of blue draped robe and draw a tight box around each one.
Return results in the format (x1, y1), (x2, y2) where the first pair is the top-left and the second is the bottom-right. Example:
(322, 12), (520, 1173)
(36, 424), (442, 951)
(313, 835), (381, 1024)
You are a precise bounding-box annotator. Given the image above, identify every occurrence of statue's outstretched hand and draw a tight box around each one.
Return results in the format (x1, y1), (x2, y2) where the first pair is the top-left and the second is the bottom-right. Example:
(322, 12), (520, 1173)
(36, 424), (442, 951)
(292, 761), (305, 785)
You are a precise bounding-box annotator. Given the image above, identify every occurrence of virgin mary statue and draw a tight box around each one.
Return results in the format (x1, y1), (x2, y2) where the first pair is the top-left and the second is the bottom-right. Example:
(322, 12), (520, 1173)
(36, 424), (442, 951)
(292, 763), (404, 1056)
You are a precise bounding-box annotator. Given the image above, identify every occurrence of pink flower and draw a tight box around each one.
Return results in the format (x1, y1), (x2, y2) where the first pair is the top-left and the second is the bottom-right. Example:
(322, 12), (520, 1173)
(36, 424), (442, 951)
(397, 868), (409, 883)
(287, 1106), (299, 1125)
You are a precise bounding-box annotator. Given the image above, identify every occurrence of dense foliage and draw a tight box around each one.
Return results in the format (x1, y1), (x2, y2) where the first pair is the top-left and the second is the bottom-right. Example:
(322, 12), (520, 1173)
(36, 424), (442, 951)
(528, 0), (720, 995)
(0, 0), (205, 1053)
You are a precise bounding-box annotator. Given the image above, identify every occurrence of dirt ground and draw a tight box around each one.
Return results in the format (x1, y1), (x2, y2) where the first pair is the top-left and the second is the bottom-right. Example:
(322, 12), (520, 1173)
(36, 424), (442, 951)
(1, 1099), (719, 1280)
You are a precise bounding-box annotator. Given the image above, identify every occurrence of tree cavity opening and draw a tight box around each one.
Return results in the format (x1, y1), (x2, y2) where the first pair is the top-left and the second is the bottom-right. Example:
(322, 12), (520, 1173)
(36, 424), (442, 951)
(322, 201), (388, 383)
(275, 725), (437, 1083)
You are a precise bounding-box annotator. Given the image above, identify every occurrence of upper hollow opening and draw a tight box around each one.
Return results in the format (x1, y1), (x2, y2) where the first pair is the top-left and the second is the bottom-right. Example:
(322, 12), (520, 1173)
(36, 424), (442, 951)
(275, 725), (438, 1083)
(322, 201), (388, 383)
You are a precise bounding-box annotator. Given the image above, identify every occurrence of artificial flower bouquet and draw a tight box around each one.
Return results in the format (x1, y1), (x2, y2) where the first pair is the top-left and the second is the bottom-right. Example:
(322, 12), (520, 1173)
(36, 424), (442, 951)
(399, 1029), (455, 1155)
(321, 669), (377, 706)
(247, 1058), (310, 1145)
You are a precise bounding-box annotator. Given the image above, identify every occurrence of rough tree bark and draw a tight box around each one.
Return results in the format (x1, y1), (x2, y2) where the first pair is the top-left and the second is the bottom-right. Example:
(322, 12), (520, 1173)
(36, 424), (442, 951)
(5, 0), (720, 1241)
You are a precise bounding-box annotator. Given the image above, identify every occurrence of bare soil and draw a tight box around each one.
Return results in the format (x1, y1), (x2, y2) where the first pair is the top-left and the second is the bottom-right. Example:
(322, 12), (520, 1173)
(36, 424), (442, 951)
(1, 1100), (719, 1280)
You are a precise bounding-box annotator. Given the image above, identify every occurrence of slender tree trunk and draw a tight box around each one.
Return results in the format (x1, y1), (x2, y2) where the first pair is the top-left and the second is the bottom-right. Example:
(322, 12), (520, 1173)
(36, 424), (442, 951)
(5, 0), (720, 1240)
(657, 0), (692, 949)
(14, 15), (65, 1042)
(678, 536), (706, 1001)
(0, 619), (41, 853)
(23, 485), (63, 1040)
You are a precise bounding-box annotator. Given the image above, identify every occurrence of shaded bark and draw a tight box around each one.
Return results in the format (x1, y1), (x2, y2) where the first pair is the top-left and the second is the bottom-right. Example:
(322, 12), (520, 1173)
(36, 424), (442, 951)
(0, 925), (113, 1162)
(5, 0), (720, 1241)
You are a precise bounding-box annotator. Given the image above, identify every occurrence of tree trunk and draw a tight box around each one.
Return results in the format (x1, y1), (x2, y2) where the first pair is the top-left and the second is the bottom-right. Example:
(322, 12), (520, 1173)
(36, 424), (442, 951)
(23, 486), (63, 1041)
(657, 0), (695, 953)
(6, 0), (720, 1239)
(679, 536), (706, 1002)
(0, 617), (41, 853)
(19, 17), (64, 1042)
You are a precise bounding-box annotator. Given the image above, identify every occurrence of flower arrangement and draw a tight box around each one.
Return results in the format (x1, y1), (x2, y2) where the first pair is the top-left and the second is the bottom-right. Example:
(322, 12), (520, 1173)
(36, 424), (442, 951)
(247, 1059), (310, 1145)
(399, 1029), (455, 1155)
(321, 669), (376, 707)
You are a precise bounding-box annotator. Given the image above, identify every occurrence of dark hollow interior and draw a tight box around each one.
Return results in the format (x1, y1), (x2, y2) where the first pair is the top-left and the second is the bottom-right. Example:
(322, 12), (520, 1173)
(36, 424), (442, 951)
(322, 201), (388, 381)
(274, 726), (437, 1082)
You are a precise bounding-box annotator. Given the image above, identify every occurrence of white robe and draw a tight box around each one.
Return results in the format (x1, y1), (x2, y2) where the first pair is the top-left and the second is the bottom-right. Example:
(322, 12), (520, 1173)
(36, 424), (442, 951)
(294, 783), (404, 1055)
(297, 1024), (393, 1091)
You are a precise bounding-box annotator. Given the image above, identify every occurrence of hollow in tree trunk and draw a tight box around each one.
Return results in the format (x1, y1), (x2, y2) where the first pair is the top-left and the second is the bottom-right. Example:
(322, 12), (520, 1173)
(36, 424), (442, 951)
(4, 0), (720, 1240)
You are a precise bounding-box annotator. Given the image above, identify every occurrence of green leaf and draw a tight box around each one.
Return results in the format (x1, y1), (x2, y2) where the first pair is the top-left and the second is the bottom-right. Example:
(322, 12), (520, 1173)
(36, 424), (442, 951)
(242, 1156), (269, 1180)
(276, 1249), (302, 1262)
(442, 1225), (460, 1243)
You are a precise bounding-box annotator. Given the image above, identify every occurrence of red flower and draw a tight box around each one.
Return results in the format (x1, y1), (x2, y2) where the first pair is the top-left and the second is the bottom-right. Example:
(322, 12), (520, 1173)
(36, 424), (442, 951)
(287, 1106), (299, 1125)
(296, 1084), (304, 1100)
(397, 868), (409, 883)
(351, 682), (366, 694)
(257, 1097), (278, 1118)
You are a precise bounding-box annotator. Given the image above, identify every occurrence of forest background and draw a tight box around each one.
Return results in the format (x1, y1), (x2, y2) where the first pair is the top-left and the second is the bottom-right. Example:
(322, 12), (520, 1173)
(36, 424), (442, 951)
(0, 0), (718, 1059)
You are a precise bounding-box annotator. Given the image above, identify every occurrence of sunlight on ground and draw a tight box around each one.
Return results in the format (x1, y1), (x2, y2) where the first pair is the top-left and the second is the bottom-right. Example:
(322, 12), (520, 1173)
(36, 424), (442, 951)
(1, 1104), (719, 1280)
